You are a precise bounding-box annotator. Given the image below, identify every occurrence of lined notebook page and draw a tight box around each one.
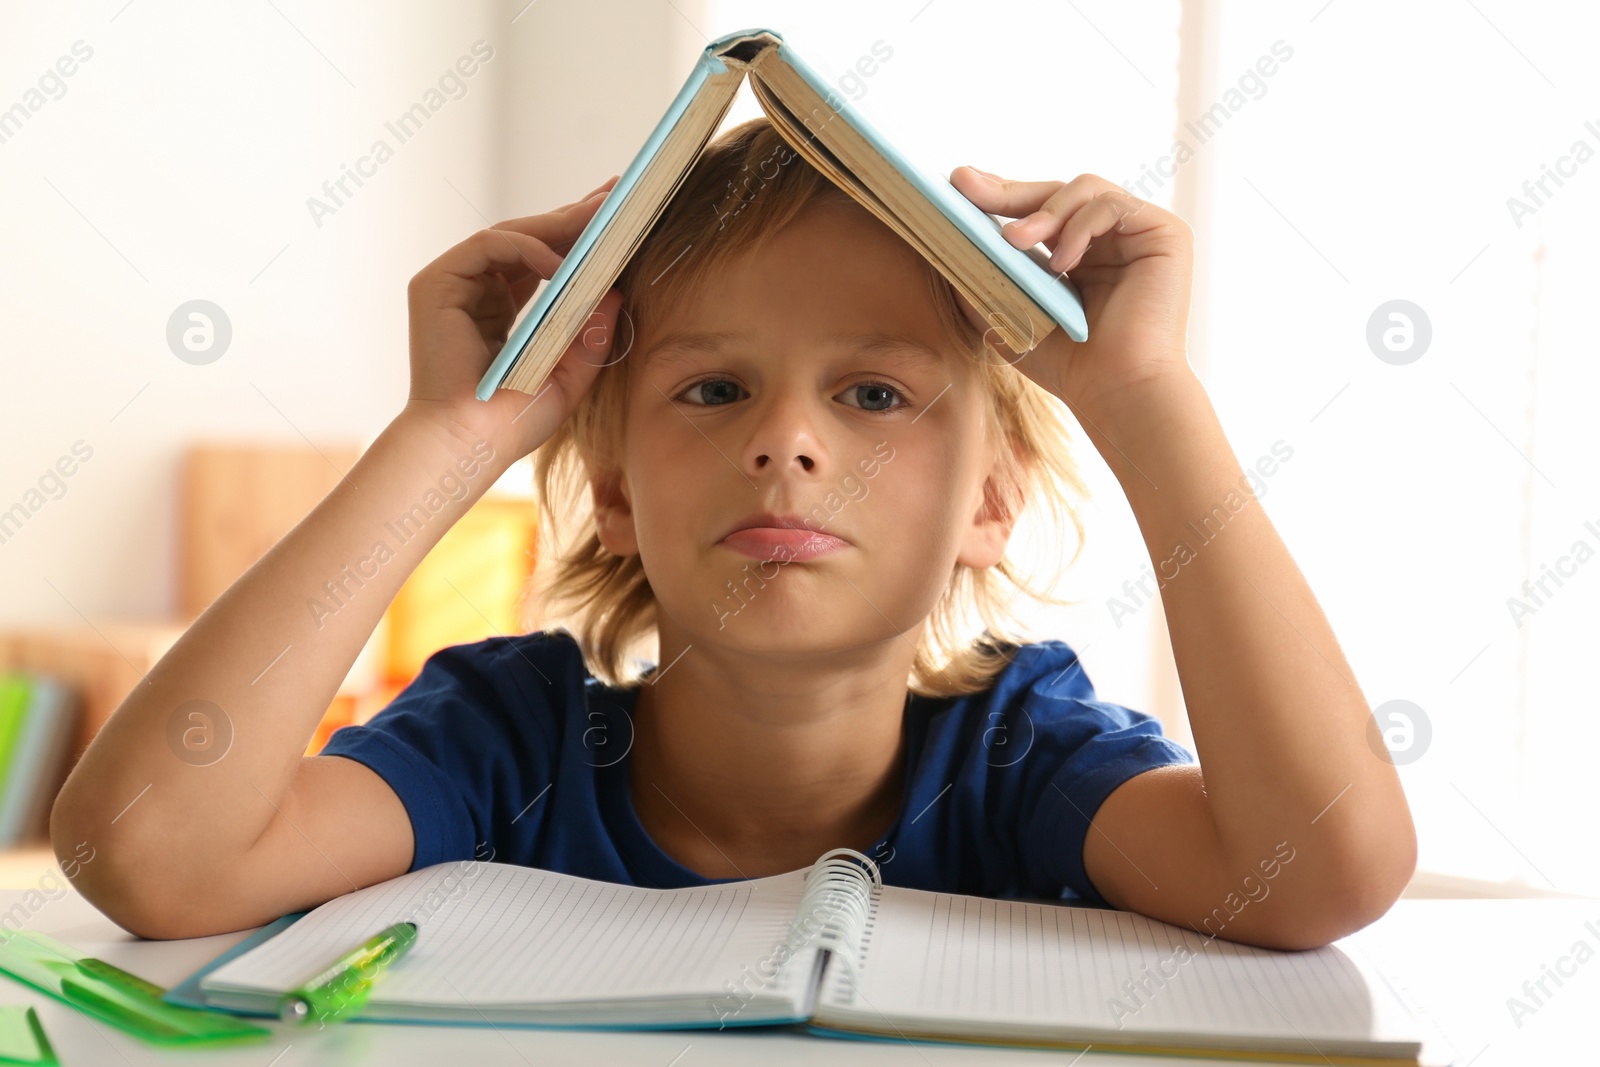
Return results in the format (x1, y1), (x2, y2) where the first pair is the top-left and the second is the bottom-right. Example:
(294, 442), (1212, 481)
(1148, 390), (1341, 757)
(817, 886), (1420, 1044)
(206, 862), (814, 1007)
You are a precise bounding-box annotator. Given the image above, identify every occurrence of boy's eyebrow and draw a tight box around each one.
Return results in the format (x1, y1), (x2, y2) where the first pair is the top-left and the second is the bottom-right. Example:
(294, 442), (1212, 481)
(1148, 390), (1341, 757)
(643, 330), (947, 370)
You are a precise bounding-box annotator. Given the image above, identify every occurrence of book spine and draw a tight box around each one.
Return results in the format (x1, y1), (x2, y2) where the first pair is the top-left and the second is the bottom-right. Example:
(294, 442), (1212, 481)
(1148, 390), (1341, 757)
(785, 848), (880, 980)
(478, 41), (738, 401)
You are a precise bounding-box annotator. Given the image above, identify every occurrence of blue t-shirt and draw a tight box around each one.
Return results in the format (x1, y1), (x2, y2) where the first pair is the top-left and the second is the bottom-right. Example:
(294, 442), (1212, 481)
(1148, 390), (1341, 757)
(321, 630), (1194, 907)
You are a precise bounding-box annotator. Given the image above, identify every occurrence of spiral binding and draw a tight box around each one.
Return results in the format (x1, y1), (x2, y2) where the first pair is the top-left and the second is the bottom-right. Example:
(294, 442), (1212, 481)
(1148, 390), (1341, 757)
(782, 847), (882, 981)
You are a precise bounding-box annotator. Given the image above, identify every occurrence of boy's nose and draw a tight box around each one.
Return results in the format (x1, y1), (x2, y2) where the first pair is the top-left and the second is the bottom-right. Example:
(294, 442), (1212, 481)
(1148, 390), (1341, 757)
(740, 391), (827, 476)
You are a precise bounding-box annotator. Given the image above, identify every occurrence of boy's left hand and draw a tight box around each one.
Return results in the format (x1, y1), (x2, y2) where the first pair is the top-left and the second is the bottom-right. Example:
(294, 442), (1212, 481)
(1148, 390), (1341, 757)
(948, 168), (1195, 428)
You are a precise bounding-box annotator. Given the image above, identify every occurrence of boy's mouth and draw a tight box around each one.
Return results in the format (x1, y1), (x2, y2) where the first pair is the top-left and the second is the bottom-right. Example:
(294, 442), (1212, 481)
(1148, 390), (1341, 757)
(718, 527), (849, 561)
(718, 510), (849, 561)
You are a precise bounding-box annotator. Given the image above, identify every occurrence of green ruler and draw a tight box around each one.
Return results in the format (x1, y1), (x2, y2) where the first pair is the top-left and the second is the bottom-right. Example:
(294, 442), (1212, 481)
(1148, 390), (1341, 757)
(0, 930), (270, 1047)
(0, 1005), (55, 1066)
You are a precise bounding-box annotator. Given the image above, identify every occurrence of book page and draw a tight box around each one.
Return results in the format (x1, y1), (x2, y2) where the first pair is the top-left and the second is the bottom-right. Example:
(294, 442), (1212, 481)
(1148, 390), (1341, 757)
(206, 862), (816, 1010)
(817, 886), (1422, 1047)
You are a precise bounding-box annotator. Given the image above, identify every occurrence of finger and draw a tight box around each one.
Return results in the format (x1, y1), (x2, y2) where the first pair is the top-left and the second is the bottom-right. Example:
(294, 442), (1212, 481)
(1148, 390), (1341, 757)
(508, 271), (544, 309)
(429, 228), (562, 290)
(1008, 185), (1160, 263)
(469, 273), (519, 343)
(1050, 189), (1158, 271)
(954, 170), (1137, 254)
(579, 173), (621, 201)
(550, 174), (622, 214)
(950, 166), (1071, 221)
(490, 189), (612, 255)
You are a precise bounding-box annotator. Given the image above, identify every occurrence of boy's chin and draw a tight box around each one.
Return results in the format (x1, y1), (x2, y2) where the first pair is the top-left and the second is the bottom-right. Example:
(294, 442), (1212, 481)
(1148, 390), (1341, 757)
(694, 600), (884, 649)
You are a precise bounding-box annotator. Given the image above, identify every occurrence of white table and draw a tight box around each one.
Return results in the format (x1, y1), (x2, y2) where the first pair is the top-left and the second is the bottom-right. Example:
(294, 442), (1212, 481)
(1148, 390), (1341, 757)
(4, 890), (1593, 1065)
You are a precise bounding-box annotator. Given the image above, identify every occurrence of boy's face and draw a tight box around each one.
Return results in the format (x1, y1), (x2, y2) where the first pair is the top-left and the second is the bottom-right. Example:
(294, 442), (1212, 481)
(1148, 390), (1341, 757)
(593, 198), (1014, 656)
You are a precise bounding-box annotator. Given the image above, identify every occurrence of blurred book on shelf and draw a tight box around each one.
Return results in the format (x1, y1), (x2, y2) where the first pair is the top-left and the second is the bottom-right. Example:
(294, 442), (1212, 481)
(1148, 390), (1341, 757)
(0, 620), (181, 769)
(0, 672), (78, 848)
(0, 444), (540, 849)
(180, 444), (364, 619)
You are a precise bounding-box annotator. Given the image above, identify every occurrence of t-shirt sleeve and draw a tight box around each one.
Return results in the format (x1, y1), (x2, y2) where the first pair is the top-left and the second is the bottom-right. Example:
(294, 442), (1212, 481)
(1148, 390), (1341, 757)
(318, 636), (563, 872)
(1008, 642), (1196, 907)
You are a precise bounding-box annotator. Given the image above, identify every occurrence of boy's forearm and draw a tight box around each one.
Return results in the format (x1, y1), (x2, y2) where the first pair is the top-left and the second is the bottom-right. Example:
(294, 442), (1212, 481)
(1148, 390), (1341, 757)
(1075, 372), (1415, 901)
(52, 410), (509, 879)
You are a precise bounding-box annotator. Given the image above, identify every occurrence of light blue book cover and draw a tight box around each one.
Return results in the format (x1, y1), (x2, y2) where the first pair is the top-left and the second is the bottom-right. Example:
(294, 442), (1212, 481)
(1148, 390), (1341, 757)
(477, 27), (1086, 402)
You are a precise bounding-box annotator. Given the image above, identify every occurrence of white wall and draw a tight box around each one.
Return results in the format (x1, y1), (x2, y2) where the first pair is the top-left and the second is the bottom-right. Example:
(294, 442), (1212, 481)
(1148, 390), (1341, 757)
(1202, 0), (1600, 893)
(0, 0), (701, 624)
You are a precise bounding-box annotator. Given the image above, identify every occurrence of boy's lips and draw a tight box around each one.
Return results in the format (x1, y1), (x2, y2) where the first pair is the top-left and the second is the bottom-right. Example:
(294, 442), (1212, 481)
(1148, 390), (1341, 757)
(717, 511), (849, 561)
(719, 527), (849, 561)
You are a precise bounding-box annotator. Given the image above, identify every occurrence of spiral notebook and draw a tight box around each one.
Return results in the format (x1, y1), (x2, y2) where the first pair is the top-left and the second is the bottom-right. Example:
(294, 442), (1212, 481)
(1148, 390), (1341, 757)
(174, 849), (1426, 1065)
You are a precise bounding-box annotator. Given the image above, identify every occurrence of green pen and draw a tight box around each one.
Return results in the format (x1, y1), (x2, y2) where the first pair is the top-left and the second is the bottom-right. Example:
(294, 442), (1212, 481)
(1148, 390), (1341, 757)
(276, 921), (418, 1025)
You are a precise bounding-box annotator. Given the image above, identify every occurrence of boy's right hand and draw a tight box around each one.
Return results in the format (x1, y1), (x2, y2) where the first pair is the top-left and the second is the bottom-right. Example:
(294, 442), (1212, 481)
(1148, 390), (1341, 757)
(402, 175), (626, 461)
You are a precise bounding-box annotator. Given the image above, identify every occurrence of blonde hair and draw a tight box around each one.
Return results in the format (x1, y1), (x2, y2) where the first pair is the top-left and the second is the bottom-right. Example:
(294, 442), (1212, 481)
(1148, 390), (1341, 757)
(523, 116), (1090, 698)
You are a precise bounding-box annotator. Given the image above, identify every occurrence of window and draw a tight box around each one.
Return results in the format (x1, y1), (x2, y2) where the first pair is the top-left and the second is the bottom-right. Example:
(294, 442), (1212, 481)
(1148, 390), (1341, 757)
(710, 1), (1599, 895)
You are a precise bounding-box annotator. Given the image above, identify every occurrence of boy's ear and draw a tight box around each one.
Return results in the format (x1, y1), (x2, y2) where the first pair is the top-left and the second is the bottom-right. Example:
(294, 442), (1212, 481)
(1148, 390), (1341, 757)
(957, 435), (1026, 571)
(590, 467), (639, 557)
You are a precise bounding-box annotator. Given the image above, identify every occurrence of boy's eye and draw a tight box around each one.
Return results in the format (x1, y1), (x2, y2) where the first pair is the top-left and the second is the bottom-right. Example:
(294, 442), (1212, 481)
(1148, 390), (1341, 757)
(841, 382), (906, 413)
(676, 378), (744, 406)
(672, 377), (908, 413)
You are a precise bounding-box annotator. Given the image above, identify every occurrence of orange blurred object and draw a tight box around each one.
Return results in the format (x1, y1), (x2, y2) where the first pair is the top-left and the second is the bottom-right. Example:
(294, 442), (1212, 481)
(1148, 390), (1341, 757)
(381, 496), (540, 688)
(305, 680), (410, 755)
(306, 494), (540, 754)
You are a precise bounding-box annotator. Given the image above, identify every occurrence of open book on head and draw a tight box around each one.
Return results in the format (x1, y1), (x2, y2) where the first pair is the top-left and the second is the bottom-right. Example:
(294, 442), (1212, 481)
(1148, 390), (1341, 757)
(475, 26), (1089, 402)
(179, 848), (1429, 1065)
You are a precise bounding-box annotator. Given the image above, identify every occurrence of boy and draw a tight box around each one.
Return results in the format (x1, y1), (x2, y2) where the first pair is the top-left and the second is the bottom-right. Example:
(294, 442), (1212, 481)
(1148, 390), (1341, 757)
(52, 117), (1415, 950)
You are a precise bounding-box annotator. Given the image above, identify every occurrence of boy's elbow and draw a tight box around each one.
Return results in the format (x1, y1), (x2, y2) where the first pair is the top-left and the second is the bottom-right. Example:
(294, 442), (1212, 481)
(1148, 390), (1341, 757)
(1352, 823), (1418, 929)
(50, 792), (216, 941)
(1266, 830), (1419, 952)
(55, 857), (217, 941)
(78, 891), (206, 941)
(1337, 813), (1418, 933)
